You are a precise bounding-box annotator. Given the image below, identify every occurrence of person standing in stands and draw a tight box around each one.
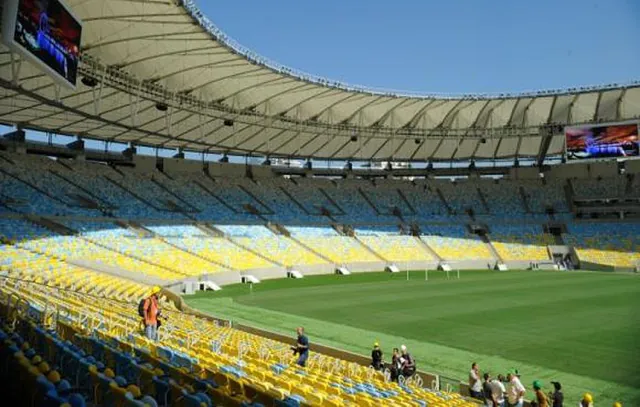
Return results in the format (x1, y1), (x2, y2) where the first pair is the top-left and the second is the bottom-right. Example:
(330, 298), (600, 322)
(549, 381), (563, 407)
(370, 342), (384, 370)
(490, 374), (507, 407)
(483, 373), (499, 407)
(400, 345), (416, 378)
(143, 286), (161, 341)
(390, 347), (401, 381)
(532, 380), (549, 407)
(293, 327), (309, 367)
(579, 393), (593, 407)
(469, 362), (483, 399)
(507, 370), (526, 407)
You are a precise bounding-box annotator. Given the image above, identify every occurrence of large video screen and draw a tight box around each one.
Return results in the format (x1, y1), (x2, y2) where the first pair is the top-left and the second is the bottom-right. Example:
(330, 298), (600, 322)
(2, 0), (82, 88)
(566, 123), (639, 159)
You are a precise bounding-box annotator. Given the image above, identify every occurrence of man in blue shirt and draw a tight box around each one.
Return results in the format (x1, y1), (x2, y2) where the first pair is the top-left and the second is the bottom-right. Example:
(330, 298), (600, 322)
(293, 327), (309, 367)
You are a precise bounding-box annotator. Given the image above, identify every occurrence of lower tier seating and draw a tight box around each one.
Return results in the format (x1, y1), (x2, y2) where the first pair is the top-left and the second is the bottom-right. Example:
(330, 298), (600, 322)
(0, 276), (477, 407)
(490, 225), (553, 261)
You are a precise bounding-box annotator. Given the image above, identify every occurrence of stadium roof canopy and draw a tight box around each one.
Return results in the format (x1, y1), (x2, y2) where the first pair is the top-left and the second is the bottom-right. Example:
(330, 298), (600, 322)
(1, 0), (639, 162)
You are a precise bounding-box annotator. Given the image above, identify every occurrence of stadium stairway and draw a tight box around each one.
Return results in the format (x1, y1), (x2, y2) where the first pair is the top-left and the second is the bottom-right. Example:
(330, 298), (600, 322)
(49, 169), (111, 210)
(285, 235), (335, 265)
(518, 186), (532, 213)
(192, 180), (242, 215)
(357, 188), (381, 215)
(475, 188), (491, 213)
(277, 187), (313, 216)
(564, 180), (576, 213)
(318, 188), (346, 215)
(353, 235), (389, 263)
(225, 231), (285, 268)
(128, 221), (236, 273)
(396, 189), (417, 214)
(26, 216), (76, 236)
(415, 236), (444, 262)
(435, 188), (454, 215)
(479, 234), (504, 265)
(150, 175), (201, 214)
(0, 166), (84, 211)
(195, 224), (226, 237)
(103, 175), (172, 214)
(237, 184), (274, 215)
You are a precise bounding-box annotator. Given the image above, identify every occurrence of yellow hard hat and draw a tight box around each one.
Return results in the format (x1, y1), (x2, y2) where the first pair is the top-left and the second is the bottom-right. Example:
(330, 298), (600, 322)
(613, 402), (622, 407)
(126, 384), (142, 398)
(151, 286), (161, 295)
(47, 370), (61, 383)
(374, 342), (379, 347)
(583, 393), (593, 403)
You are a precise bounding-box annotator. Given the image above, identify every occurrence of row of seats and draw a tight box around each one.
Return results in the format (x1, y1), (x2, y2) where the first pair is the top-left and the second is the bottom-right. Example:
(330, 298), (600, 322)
(564, 223), (640, 268)
(490, 225), (554, 261)
(0, 270), (478, 407)
(5, 217), (639, 272)
(0, 152), (582, 224)
(420, 226), (493, 261)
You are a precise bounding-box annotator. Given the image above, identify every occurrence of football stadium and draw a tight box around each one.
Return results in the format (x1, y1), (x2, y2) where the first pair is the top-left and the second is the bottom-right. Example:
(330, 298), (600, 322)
(0, 0), (639, 406)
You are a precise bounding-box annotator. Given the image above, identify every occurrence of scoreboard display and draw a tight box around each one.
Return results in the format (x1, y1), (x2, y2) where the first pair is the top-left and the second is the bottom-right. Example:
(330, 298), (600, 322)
(2, 0), (82, 88)
(566, 123), (639, 160)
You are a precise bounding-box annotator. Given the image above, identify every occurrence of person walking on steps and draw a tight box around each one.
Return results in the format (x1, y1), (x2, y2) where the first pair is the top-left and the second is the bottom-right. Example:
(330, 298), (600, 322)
(141, 286), (161, 341)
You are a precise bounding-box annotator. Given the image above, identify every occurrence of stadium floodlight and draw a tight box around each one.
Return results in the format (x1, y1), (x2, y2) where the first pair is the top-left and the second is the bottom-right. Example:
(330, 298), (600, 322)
(81, 76), (98, 88)
(173, 148), (184, 159)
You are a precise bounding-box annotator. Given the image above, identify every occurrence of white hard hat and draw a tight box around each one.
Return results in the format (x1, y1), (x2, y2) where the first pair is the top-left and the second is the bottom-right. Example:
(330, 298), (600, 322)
(401, 345), (407, 352)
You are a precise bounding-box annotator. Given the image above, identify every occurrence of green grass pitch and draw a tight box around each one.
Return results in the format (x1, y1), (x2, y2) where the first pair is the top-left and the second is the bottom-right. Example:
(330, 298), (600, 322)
(184, 270), (640, 405)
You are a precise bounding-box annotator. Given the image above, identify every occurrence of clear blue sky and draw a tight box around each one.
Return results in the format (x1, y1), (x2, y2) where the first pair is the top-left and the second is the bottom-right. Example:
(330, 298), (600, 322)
(195, 0), (639, 95)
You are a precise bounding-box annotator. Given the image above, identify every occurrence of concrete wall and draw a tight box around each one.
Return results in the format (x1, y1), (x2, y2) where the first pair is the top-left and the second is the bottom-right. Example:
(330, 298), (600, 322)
(208, 162), (246, 178)
(243, 267), (288, 281)
(201, 270), (243, 286)
(625, 159), (640, 174)
(251, 165), (276, 179)
(509, 167), (540, 180)
(131, 155), (157, 173)
(69, 258), (169, 286)
(388, 260), (439, 270)
(444, 259), (494, 270)
(164, 157), (202, 175)
(587, 161), (618, 178)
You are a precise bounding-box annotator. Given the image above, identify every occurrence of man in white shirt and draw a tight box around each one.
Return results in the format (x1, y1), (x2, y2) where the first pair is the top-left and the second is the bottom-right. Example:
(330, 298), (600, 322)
(469, 362), (483, 399)
(507, 371), (526, 407)
(490, 374), (507, 407)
